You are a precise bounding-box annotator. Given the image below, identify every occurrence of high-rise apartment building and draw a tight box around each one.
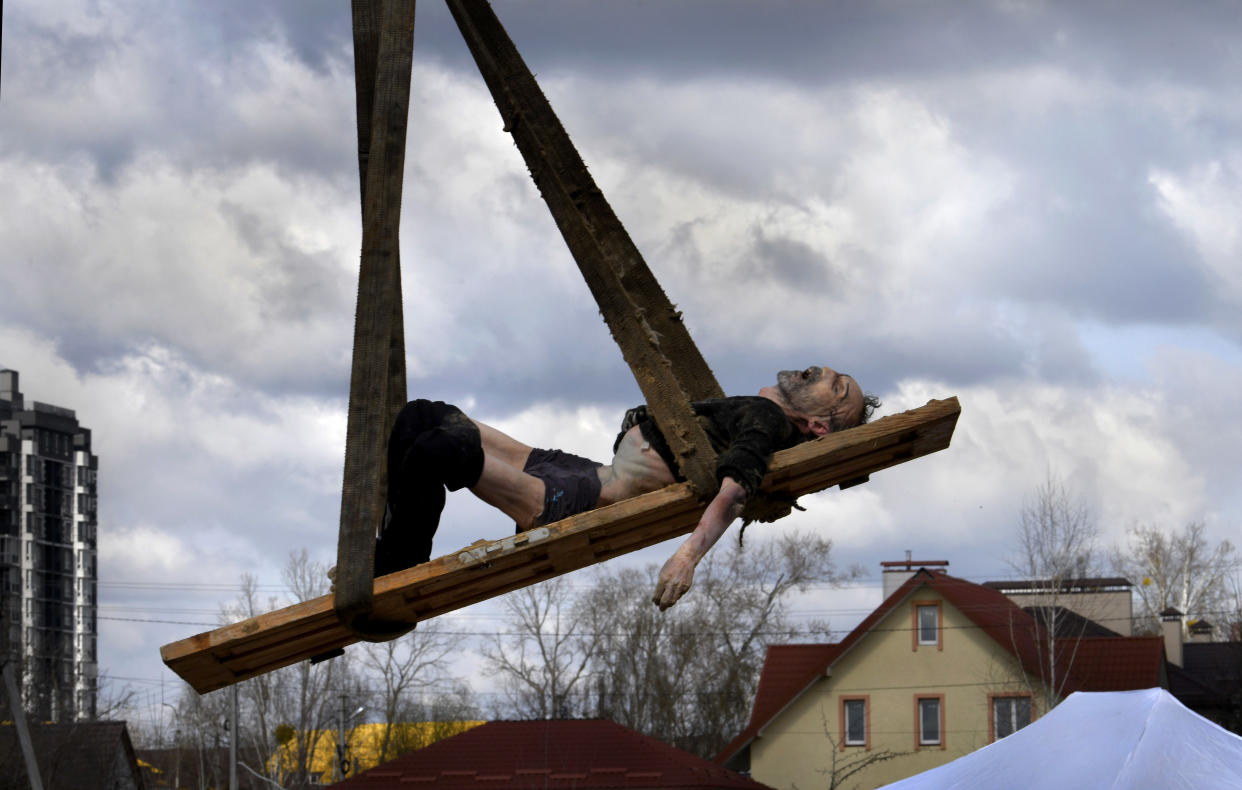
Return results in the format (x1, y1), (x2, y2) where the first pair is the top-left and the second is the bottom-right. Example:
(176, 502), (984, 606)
(0, 369), (99, 721)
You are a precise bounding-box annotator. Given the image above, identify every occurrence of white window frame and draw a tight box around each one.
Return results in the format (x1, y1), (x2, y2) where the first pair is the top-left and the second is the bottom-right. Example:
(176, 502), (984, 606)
(992, 695), (1032, 740)
(918, 698), (942, 745)
(917, 604), (939, 645)
(843, 699), (866, 746)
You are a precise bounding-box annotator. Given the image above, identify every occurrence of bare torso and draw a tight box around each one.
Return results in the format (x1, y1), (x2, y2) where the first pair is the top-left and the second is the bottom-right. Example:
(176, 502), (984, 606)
(596, 424), (677, 506)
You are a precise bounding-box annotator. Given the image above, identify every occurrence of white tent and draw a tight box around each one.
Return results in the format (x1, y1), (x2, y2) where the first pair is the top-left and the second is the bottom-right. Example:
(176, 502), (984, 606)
(881, 688), (1242, 790)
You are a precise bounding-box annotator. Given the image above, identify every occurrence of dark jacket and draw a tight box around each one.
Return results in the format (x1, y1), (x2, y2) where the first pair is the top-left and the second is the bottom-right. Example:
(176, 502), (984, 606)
(614, 396), (808, 496)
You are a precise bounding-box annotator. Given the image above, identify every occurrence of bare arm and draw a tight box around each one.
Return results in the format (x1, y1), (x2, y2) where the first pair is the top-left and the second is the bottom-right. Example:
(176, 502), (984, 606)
(652, 476), (748, 610)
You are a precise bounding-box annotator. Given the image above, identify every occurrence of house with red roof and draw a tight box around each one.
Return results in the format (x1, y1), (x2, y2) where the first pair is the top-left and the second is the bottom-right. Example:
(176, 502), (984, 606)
(0, 720), (146, 790)
(330, 718), (776, 789)
(714, 563), (1167, 790)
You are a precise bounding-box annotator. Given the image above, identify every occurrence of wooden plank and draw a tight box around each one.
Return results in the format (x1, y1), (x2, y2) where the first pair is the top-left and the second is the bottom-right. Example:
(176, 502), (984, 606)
(162, 397), (960, 694)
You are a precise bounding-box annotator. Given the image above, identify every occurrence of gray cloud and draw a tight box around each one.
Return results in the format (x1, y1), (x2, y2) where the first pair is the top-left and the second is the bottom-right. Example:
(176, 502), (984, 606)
(4, 0), (1242, 709)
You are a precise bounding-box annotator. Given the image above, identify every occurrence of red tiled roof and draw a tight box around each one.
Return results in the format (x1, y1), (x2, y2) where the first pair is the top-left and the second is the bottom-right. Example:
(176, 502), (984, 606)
(714, 569), (1168, 766)
(715, 644), (842, 763)
(1063, 637), (1164, 690)
(930, 574), (1059, 688)
(332, 719), (775, 789)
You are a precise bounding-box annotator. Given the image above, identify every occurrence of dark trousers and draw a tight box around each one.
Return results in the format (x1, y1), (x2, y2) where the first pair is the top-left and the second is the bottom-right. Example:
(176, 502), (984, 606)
(376, 399), (483, 575)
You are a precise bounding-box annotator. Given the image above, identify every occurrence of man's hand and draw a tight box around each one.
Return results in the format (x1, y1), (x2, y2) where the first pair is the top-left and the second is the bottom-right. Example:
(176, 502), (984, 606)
(650, 476), (747, 610)
(653, 546), (696, 611)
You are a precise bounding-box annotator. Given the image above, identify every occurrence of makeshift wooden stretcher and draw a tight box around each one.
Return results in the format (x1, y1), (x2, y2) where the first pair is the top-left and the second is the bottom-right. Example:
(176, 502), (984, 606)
(162, 396), (958, 694)
(162, 0), (963, 691)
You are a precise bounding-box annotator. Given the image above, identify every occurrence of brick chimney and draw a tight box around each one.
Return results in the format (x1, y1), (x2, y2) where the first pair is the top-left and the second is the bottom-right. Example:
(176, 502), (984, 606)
(1188, 619), (1215, 643)
(1161, 607), (1183, 667)
(881, 552), (949, 599)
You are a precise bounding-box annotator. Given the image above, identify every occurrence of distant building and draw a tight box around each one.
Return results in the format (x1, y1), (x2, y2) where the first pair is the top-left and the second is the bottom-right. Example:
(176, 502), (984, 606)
(717, 561), (1167, 790)
(0, 720), (143, 790)
(981, 575), (1135, 636)
(0, 369), (99, 721)
(1161, 608), (1242, 734)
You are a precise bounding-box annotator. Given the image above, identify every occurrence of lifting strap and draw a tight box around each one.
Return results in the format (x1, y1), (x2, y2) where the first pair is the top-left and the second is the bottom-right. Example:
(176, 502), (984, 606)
(445, 0), (725, 496)
(166, 1), (965, 679)
(336, 0), (727, 639)
(334, 0), (418, 640)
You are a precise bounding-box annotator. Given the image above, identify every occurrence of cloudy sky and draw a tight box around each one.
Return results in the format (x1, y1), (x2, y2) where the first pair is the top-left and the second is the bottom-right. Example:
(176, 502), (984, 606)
(2, 0), (1240, 717)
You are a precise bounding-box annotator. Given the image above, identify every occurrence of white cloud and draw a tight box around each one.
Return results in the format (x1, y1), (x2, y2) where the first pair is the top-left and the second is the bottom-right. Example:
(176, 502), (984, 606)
(875, 377), (1213, 549)
(482, 402), (620, 461)
(100, 524), (190, 576)
(1150, 156), (1242, 308)
(4, 0), (1242, 719)
(540, 78), (1016, 357)
(0, 154), (360, 387)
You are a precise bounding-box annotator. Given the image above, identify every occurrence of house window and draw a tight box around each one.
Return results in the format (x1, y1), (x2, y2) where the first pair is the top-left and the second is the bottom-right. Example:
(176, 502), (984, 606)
(840, 696), (869, 748)
(992, 695), (1032, 740)
(916, 696), (943, 747)
(913, 602), (942, 649)
(917, 606), (937, 643)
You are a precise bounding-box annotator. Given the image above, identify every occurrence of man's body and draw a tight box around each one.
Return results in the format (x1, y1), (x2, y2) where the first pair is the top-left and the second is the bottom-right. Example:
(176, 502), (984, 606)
(379, 365), (873, 610)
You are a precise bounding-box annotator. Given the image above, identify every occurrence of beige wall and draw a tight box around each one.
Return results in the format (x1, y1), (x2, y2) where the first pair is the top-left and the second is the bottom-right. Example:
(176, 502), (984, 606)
(1003, 588), (1133, 636)
(749, 590), (1049, 790)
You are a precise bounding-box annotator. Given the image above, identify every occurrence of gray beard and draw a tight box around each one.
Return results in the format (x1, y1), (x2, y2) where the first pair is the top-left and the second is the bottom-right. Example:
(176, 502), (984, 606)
(776, 370), (816, 412)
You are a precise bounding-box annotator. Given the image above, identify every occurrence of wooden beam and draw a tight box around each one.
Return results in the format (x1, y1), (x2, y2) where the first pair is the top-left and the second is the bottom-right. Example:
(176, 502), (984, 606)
(162, 397), (960, 694)
(445, 0), (723, 495)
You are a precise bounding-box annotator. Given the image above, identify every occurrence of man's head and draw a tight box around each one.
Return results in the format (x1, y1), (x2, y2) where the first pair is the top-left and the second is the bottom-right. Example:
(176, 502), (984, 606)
(770, 365), (880, 436)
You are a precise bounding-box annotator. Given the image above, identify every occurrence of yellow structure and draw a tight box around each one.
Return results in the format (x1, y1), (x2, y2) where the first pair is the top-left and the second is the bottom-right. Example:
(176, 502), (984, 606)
(272, 720), (484, 780)
(717, 567), (1165, 789)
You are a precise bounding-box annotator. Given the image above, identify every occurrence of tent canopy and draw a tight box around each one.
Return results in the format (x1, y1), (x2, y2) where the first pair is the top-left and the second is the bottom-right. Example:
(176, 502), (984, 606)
(882, 689), (1242, 790)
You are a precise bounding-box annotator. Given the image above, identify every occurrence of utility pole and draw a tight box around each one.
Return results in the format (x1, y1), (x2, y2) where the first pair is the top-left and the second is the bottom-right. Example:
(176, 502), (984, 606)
(230, 684), (238, 790)
(2, 660), (44, 790)
(2, 569), (43, 790)
(173, 726), (182, 790)
(335, 693), (346, 782)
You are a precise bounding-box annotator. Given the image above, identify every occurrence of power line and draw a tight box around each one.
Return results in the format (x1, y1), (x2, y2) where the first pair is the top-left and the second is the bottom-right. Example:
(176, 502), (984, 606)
(102, 615), (220, 627)
(100, 604), (1242, 636)
(94, 674), (1111, 704)
(93, 562), (1242, 599)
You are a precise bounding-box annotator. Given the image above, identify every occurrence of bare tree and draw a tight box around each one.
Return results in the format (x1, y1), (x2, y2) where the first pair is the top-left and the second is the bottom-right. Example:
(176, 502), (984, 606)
(1007, 471), (1099, 710)
(355, 682), (481, 770)
(1227, 572), (1242, 641)
(271, 550), (353, 788)
(1011, 472), (1099, 582)
(1112, 521), (1236, 637)
(582, 565), (693, 741)
(360, 619), (466, 763)
(90, 671), (138, 721)
(219, 571), (285, 788)
(665, 531), (854, 756)
(176, 680), (233, 790)
(209, 551), (361, 789)
(481, 575), (601, 719)
(485, 530), (857, 758)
